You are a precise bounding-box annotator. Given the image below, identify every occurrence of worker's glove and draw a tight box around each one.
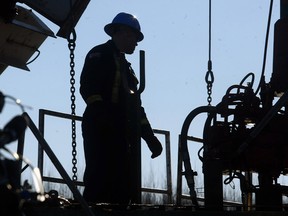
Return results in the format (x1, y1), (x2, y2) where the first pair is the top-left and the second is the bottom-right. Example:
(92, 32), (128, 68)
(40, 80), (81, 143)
(146, 136), (163, 159)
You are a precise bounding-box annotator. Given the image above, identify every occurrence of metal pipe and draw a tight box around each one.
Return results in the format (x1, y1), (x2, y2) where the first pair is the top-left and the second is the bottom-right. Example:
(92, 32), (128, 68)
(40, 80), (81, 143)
(180, 105), (217, 208)
(138, 50), (145, 93)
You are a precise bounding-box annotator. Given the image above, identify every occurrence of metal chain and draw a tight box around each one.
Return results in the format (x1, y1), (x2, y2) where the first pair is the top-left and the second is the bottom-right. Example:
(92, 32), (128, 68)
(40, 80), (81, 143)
(205, 61), (214, 106)
(205, 0), (214, 106)
(68, 29), (77, 182)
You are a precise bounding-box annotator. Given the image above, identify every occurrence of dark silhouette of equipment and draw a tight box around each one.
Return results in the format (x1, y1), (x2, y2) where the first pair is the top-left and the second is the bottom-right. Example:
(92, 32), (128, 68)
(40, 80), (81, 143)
(180, 0), (288, 211)
(0, 93), (28, 216)
(0, 0), (90, 74)
(0, 115), (27, 147)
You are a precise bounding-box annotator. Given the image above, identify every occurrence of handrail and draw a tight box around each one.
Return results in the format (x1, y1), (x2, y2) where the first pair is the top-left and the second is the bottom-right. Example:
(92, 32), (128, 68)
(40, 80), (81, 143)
(37, 109), (173, 203)
(22, 112), (95, 216)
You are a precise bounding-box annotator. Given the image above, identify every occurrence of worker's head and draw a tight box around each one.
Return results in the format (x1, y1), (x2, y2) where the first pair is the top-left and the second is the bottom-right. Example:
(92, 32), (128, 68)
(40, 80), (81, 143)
(104, 12), (144, 54)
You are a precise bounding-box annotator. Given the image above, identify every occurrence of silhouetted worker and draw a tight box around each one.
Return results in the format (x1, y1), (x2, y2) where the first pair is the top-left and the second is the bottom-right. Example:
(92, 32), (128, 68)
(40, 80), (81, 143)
(80, 12), (163, 204)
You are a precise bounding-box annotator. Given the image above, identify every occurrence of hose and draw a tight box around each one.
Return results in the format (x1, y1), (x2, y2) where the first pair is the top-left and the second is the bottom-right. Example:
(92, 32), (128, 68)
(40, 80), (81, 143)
(180, 105), (217, 208)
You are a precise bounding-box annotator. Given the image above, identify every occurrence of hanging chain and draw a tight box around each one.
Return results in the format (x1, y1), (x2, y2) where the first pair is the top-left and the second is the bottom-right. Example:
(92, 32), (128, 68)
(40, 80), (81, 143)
(205, 0), (214, 106)
(205, 61), (214, 106)
(68, 29), (77, 182)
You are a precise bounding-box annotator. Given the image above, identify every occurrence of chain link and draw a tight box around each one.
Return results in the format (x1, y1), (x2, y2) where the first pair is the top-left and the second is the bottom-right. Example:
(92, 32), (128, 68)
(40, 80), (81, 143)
(68, 29), (77, 182)
(205, 60), (214, 106)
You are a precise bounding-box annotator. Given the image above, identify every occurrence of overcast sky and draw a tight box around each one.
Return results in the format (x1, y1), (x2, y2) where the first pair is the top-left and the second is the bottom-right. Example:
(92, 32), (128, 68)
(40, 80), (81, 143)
(0, 0), (282, 194)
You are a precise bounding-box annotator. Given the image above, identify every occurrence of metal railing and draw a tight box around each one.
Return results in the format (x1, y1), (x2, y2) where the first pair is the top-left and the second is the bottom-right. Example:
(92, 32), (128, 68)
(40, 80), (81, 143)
(34, 109), (172, 203)
(20, 112), (95, 216)
(144, 129), (172, 203)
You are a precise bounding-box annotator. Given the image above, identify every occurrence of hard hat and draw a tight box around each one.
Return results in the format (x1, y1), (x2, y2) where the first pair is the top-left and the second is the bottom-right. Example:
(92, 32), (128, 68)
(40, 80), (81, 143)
(104, 12), (144, 42)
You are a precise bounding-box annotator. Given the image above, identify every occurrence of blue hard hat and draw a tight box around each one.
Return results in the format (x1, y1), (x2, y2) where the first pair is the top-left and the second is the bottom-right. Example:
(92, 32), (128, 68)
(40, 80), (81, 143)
(104, 12), (144, 42)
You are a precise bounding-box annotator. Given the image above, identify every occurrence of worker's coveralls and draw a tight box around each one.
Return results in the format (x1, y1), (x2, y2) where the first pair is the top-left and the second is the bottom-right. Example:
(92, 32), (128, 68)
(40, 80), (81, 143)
(80, 40), (161, 204)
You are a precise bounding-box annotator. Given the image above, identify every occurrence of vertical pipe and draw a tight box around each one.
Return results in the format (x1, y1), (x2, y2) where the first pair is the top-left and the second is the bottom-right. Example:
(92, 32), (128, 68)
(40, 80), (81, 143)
(17, 126), (25, 183)
(203, 158), (223, 210)
(165, 131), (173, 203)
(280, 0), (288, 18)
(138, 50), (145, 93)
(176, 135), (183, 205)
(38, 109), (44, 176)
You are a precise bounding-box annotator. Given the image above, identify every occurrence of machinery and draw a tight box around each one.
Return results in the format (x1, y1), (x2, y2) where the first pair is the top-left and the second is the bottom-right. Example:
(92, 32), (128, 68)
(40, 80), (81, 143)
(180, 0), (288, 211)
(0, 0), (90, 74)
(3, 0), (288, 213)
